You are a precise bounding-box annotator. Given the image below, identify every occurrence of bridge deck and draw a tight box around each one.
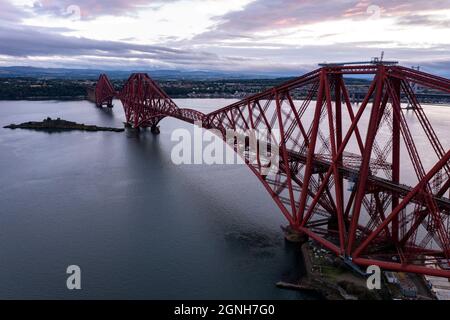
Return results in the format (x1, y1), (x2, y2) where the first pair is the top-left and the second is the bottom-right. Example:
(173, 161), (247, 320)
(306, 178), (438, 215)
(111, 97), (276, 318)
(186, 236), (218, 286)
(287, 150), (450, 211)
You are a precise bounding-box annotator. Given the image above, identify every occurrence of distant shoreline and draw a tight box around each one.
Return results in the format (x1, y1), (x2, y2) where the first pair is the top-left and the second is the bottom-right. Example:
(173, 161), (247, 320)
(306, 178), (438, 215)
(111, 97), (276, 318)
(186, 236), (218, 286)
(1, 98), (450, 106)
(2, 77), (450, 103)
(0, 96), (241, 101)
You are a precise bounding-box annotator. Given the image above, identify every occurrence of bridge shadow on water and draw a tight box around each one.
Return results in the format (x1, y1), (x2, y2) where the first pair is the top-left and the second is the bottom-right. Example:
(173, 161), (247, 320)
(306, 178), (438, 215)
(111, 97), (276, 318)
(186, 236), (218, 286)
(93, 104), (115, 120)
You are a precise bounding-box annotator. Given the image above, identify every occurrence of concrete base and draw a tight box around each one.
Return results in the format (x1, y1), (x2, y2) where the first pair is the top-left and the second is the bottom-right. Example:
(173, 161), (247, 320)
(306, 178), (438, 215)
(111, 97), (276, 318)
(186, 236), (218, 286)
(281, 225), (309, 243)
(151, 125), (161, 134)
(123, 123), (160, 134)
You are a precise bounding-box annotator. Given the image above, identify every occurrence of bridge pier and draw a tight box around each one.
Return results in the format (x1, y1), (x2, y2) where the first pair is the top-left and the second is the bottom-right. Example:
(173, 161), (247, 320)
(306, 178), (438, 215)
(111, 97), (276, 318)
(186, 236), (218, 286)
(151, 125), (160, 134)
(282, 225), (308, 243)
(95, 102), (113, 108)
(122, 122), (160, 134)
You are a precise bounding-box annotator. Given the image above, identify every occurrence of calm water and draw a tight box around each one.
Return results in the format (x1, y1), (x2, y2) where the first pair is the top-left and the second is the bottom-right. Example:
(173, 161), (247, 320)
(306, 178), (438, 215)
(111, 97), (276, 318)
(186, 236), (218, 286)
(1, 99), (448, 299)
(0, 99), (308, 299)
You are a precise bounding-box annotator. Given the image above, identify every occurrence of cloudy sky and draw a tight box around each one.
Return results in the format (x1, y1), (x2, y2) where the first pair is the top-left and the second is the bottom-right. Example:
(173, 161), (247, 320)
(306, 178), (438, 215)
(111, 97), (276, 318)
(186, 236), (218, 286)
(1, 0), (450, 75)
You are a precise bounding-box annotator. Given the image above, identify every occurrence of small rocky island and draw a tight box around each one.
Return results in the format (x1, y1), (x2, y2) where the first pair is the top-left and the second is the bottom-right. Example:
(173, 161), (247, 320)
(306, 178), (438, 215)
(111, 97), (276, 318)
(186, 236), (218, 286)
(4, 117), (124, 132)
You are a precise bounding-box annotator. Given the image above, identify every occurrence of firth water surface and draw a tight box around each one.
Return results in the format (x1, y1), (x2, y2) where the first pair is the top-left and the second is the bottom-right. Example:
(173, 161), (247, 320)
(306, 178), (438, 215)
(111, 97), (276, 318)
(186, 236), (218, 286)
(0, 99), (309, 299)
(1, 99), (449, 299)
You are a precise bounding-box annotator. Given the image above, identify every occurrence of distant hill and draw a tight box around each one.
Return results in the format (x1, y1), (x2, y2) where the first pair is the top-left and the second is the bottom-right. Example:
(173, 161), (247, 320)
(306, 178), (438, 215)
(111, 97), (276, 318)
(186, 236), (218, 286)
(0, 66), (301, 80)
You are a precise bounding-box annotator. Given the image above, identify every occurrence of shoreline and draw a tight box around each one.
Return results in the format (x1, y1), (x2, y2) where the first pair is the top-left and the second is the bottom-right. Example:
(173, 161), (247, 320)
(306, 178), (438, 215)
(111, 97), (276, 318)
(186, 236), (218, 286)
(0, 98), (449, 108)
(277, 241), (391, 300)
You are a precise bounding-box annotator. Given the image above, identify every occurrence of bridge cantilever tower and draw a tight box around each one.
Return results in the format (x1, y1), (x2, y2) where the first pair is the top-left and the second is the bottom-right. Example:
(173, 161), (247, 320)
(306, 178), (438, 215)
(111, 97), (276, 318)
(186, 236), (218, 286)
(93, 74), (115, 108)
(93, 64), (450, 278)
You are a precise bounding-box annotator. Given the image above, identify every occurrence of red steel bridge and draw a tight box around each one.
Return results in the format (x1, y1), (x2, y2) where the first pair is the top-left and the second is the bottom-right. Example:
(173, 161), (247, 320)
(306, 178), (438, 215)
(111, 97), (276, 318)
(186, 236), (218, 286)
(93, 64), (450, 278)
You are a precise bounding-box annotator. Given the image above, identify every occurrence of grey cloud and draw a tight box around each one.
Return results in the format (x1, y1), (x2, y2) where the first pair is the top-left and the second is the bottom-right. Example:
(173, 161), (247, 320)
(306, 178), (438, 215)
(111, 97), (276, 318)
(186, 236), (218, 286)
(0, 0), (29, 22)
(0, 0), (449, 76)
(31, 0), (181, 19)
(397, 14), (450, 28)
(193, 0), (450, 42)
(0, 24), (248, 70)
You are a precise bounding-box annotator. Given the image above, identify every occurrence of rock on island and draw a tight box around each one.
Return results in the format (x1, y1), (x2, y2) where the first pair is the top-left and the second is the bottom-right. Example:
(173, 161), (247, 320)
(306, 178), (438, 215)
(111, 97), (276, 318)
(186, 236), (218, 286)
(4, 117), (124, 132)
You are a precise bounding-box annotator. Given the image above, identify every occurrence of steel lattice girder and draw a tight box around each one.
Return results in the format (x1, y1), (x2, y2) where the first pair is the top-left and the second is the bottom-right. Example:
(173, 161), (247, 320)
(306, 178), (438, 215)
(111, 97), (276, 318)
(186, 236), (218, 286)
(95, 65), (450, 277)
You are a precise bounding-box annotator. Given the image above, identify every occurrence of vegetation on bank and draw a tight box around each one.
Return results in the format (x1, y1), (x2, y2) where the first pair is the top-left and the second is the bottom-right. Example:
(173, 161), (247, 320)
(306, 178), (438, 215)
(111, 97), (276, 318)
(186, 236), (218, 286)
(0, 77), (448, 103)
(0, 77), (368, 100)
(0, 78), (91, 100)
